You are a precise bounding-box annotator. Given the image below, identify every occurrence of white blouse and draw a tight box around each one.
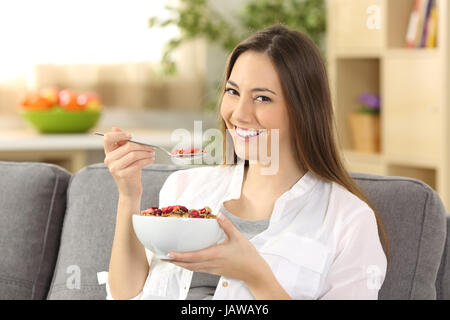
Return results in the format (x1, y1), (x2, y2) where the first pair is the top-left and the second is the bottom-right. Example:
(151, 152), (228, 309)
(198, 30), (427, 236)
(103, 157), (387, 300)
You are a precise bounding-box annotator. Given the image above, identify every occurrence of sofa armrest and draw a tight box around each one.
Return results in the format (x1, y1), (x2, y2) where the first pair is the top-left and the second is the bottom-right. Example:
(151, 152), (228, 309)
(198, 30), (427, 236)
(436, 215), (450, 300)
(0, 161), (71, 299)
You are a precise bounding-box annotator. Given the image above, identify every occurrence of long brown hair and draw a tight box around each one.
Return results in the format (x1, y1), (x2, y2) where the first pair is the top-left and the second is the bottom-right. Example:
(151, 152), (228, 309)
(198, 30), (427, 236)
(215, 24), (389, 259)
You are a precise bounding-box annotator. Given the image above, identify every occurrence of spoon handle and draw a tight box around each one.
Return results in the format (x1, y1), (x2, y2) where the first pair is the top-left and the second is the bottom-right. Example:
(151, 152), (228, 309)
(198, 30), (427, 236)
(93, 132), (158, 149)
(93, 132), (203, 159)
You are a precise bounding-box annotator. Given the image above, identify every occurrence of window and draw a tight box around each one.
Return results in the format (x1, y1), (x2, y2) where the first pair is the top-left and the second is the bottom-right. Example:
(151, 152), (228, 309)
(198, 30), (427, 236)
(0, 0), (179, 81)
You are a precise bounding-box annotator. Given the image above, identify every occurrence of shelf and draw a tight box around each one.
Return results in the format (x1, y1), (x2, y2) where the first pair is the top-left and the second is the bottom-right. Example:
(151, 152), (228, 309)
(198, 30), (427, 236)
(330, 0), (384, 51)
(343, 149), (386, 176)
(343, 149), (384, 162)
(385, 154), (438, 169)
(386, 48), (441, 59)
(382, 57), (442, 161)
(328, 0), (449, 210)
(335, 58), (380, 151)
(387, 164), (437, 191)
(386, 0), (416, 49)
(334, 49), (382, 59)
(335, 48), (441, 60)
(386, 0), (440, 50)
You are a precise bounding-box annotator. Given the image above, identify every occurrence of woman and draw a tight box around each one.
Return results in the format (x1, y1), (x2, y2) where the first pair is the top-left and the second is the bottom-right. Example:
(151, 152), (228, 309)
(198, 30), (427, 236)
(103, 24), (388, 300)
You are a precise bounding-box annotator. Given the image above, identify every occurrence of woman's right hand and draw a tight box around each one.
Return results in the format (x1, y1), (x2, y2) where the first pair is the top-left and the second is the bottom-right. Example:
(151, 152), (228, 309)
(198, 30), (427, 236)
(103, 126), (155, 198)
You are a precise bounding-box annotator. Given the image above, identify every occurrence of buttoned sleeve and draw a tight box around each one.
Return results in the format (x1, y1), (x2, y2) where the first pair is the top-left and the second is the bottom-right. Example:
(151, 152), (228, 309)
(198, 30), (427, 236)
(104, 169), (185, 300)
(319, 208), (387, 300)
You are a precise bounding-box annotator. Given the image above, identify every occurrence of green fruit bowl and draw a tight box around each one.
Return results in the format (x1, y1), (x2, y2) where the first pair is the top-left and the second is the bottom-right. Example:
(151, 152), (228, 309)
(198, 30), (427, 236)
(20, 106), (102, 133)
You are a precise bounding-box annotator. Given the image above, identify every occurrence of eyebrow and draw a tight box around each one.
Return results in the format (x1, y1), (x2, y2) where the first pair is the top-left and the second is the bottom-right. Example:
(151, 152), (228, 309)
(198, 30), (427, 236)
(227, 80), (277, 95)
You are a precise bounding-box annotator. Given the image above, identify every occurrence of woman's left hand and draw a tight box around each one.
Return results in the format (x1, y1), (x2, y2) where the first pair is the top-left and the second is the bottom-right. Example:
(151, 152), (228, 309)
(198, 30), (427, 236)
(164, 211), (272, 286)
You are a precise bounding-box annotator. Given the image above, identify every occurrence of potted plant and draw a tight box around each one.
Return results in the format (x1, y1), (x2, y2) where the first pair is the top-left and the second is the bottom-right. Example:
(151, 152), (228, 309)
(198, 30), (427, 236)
(149, 0), (326, 75)
(347, 93), (381, 154)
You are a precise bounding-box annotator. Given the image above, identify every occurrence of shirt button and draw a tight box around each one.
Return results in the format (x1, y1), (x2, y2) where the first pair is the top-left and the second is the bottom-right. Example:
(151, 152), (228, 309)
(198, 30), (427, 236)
(222, 281), (228, 288)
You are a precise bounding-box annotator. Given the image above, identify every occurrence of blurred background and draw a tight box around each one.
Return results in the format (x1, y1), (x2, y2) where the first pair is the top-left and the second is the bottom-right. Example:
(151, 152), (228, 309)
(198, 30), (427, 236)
(0, 0), (448, 211)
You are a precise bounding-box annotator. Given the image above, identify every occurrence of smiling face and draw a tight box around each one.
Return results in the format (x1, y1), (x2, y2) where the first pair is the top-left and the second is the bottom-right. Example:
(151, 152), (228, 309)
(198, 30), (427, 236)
(220, 50), (291, 163)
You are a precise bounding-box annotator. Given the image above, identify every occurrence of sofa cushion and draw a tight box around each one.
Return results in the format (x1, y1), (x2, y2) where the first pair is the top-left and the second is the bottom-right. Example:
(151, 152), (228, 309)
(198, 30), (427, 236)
(46, 163), (193, 299)
(0, 161), (71, 300)
(351, 172), (447, 299)
(436, 216), (449, 300)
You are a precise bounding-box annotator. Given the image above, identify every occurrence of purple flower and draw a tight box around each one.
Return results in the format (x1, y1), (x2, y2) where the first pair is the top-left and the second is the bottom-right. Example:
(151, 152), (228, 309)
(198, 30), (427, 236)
(358, 93), (380, 110)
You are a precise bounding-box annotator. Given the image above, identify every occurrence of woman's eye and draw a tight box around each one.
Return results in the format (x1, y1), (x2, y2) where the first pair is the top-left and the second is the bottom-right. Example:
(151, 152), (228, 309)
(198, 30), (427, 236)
(256, 95), (271, 103)
(225, 88), (238, 95)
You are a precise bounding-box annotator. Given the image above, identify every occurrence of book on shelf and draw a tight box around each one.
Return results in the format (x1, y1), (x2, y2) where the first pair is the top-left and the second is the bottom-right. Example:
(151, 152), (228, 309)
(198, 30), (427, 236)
(405, 0), (438, 49)
(426, 0), (438, 48)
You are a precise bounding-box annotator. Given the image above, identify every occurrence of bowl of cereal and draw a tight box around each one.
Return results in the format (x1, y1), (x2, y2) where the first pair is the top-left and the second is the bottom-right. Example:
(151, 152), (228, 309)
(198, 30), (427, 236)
(132, 205), (224, 260)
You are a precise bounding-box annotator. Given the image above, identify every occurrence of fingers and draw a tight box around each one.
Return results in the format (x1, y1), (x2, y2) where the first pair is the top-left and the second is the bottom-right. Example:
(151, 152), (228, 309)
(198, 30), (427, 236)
(103, 127), (132, 154)
(167, 245), (219, 263)
(107, 154), (155, 179)
(103, 126), (157, 177)
(216, 211), (240, 240)
(110, 150), (154, 171)
(105, 142), (155, 165)
(118, 157), (154, 177)
(165, 248), (222, 274)
(165, 260), (220, 274)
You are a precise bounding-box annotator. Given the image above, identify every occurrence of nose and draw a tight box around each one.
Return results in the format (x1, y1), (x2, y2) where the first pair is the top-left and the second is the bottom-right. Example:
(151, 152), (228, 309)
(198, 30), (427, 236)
(231, 94), (253, 126)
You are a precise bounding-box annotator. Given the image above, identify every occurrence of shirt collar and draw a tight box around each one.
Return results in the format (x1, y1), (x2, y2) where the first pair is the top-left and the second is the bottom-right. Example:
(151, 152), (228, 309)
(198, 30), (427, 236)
(227, 156), (320, 203)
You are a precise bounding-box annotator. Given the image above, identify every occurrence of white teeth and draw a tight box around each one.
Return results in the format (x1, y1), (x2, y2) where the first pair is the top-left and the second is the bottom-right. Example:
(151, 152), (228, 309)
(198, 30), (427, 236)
(236, 127), (264, 138)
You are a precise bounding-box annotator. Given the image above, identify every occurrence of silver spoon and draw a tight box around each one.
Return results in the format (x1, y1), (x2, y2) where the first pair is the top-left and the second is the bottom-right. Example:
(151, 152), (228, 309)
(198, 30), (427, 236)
(93, 132), (206, 160)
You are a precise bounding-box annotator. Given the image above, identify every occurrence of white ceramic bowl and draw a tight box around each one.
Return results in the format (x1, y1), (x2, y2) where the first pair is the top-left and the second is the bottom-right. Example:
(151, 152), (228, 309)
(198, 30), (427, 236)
(132, 214), (225, 260)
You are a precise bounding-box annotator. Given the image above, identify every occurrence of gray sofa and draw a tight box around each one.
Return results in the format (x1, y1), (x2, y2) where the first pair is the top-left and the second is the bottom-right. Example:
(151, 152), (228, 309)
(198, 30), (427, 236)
(0, 160), (448, 300)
